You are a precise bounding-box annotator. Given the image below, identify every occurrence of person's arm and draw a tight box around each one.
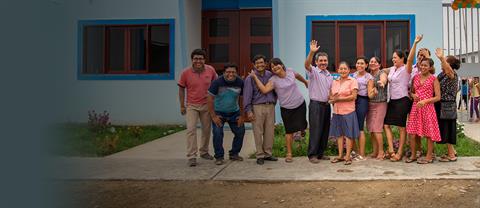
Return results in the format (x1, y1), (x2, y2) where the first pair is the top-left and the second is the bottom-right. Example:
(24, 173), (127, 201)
(207, 94), (222, 127)
(367, 79), (376, 99)
(435, 48), (455, 79)
(305, 40), (320, 72)
(406, 34), (423, 74)
(417, 78), (441, 107)
(242, 77), (254, 120)
(378, 72), (387, 88)
(249, 70), (274, 94)
(295, 72), (309, 88)
(178, 86), (186, 115)
(335, 89), (358, 102)
(237, 96), (245, 127)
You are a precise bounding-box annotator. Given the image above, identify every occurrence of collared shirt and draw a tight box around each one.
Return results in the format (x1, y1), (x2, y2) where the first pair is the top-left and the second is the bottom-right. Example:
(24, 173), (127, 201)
(387, 65), (410, 100)
(353, 71), (373, 97)
(307, 66), (333, 102)
(331, 77), (358, 115)
(269, 68), (305, 109)
(242, 69), (277, 113)
(178, 64), (217, 105)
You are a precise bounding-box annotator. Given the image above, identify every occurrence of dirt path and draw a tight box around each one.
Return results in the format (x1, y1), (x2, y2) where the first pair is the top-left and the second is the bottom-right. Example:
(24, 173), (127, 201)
(63, 180), (480, 208)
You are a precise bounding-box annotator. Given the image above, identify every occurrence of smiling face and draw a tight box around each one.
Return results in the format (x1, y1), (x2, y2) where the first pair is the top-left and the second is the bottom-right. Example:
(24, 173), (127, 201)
(223, 67), (237, 81)
(254, 58), (266, 73)
(192, 55), (205, 69)
(271, 63), (283, 75)
(356, 58), (367, 73)
(337, 63), (350, 78)
(316, 55), (328, 70)
(419, 59), (432, 76)
(392, 52), (404, 68)
(369, 57), (380, 72)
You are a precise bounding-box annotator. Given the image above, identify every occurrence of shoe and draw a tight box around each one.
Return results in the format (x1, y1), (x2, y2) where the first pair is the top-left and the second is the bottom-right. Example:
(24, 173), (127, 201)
(309, 157), (320, 164)
(439, 156), (457, 162)
(344, 159), (352, 165)
(417, 158), (434, 164)
(215, 158), (224, 165)
(200, 153), (214, 160)
(188, 158), (197, 167)
(264, 156), (278, 161)
(318, 155), (331, 160)
(256, 158), (264, 165)
(331, 157), (345, 163)
(405, 157), (417, 163)
(354, 155), (366, 161)
(285, 153), (293, 163)
(351, 151), (358, 159)
(229, 155), (244, 161)
(390, 154), (402, 162)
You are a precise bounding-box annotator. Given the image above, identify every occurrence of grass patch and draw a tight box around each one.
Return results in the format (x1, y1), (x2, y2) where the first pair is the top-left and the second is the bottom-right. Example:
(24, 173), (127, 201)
(271, 123), (480, 158)
(52, 124), (185, 157)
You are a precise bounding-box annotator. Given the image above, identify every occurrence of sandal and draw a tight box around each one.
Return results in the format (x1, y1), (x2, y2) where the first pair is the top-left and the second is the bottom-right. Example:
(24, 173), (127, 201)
(344, 159), (352, 165)
(354, 155), (366, 161)
(331, 157), (345, 163)
(405, 157), (417, 163)
(285, 153), (293, 163)
(417, 158), (434, 164)
(384, 151), (395, 159)
(390, 154), (402, 162)
(439, 156), (457, 162)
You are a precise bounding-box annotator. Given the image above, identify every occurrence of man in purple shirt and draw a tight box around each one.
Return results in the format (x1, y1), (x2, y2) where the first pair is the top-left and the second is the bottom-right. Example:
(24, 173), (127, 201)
(304, 40), (333, 164)
(243, 55), (278, 165)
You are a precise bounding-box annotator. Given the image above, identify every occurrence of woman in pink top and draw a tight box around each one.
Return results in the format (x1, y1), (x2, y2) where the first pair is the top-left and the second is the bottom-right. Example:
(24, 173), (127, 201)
(329, 62), (359, 165)
(249, 58), (308, 163)
(383, 40), (414, 162)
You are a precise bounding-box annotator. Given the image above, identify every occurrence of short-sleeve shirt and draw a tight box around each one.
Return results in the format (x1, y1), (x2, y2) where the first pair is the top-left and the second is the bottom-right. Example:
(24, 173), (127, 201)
(331, 77), (358, 115)
(269, 69), (304, 109)
(437, 72), (458, 101)
(353, 71), (373, 96)
(387, 65), (410, 100)
(178, 65), (217, 105)
(307, 66), (333, 102)
(473, 83), (480, 97)
(208, 76), (244, 113)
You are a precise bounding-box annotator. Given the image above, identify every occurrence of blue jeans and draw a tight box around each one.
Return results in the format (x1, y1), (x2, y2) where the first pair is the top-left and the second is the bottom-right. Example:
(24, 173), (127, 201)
(212, 111), (245, 159)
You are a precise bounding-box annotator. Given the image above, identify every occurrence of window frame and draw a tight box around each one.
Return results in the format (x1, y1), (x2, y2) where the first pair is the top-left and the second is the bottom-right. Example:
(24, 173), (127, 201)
(78, 19), (175, 80)
(306, 15), (415, 70)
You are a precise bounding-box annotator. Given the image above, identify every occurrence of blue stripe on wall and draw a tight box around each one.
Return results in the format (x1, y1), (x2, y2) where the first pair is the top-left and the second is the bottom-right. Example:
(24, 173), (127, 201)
(202, 0), (271, 10)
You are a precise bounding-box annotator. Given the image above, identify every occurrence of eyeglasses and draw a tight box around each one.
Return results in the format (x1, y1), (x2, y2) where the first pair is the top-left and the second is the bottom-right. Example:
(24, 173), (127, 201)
(192, 57), (205, 61)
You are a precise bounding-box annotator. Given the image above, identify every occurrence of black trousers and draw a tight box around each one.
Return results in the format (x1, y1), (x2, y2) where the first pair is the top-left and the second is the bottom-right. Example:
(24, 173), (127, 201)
(308, 100), (331, 158)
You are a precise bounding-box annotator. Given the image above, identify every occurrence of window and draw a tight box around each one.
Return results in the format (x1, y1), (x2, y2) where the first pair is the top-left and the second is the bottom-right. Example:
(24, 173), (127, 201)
(307, 15), (414, 71)
(79, 19), (174, 80)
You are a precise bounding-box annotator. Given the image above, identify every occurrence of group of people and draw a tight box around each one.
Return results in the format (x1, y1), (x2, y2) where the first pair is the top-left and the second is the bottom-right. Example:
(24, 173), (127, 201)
(178, 34), (461, 167)
(458, 76), (480, 122)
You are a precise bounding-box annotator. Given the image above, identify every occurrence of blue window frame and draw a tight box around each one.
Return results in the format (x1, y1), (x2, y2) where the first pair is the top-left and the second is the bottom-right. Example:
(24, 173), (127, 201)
(78, 19), (175, 80)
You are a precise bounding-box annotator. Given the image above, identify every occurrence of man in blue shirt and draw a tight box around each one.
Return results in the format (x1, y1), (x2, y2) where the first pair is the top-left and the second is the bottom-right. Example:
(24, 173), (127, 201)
(208, 63), (245, 165)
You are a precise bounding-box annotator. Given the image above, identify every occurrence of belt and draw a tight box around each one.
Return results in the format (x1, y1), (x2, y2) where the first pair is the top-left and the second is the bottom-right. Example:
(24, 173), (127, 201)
(310, 100), (329, 105)
(256, 102), (275, 105)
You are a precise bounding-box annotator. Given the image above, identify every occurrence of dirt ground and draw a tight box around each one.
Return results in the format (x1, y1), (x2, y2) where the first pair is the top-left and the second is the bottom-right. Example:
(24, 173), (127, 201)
(63, 180), (480, 208)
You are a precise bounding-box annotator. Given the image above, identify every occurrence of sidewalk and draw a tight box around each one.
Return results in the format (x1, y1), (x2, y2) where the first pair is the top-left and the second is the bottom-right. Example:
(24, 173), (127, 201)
(457, 109), (480, 143)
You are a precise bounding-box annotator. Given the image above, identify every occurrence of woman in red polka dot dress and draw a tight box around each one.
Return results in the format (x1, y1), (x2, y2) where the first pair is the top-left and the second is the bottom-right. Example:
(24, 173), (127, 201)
(405, 35), (441, 164)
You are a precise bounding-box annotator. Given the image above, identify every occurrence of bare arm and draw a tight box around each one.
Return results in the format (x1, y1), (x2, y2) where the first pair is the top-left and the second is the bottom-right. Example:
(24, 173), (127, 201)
(305, 40), (320, 72)
(335, 89), (358, 102)
(407, 34), (423, 74)
(207, 95), (222, 127)
(178, 86), (186, 115)
(249, 71), (274, 94)
(295, 72), (309, 88)
(435, 48), (455, 79)
(367, 79), (376, 99)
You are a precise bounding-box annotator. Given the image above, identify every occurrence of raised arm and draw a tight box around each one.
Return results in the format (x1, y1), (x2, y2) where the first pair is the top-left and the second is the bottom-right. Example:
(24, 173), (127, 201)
(407, 34), (423, 74)
(295, 72), (309, 88)
(249, 70), (274, 94)
(305, 40), (320, 72)
(435, 48), (455, 79)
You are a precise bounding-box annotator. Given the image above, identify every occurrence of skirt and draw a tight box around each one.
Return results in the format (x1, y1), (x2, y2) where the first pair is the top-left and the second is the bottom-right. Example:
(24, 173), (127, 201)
(366, 102), (388, 133)
(384, 96), (412, 127)
(355, 96), (369, 131)
(329, 111), (360, 139)
(435, 102), (457, 144)
(280, 101), (307, 134)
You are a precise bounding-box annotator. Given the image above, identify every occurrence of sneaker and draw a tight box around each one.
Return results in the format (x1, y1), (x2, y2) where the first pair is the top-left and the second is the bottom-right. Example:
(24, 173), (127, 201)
(188, 158), (197, 167)
(215, 158), (224, 165)
(256, 158), (264, 165)
(229, 155), (244, 161)
(200, 153), (214, 160)
(309, 157), (320, 164)
(351, 151), (358, 159)
(264, 156), (278, 161)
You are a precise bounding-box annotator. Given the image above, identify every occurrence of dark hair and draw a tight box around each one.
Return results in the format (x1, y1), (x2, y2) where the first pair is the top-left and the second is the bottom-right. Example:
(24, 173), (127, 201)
(338, 61), (350, 69)
(420, 58), (435, 74)
(252, 54), (267, 63)
(418, 48), (431, 56)
(270, 58), (286, 70)
(446, 55), (461, 70)
(394, 49), (407, 64)
(315, 52), (329, 61)
(356, 56), (368, 64)
(369, 56), (381, 64)
(223, 63), (238, 71)
(191, 48), (207, 59)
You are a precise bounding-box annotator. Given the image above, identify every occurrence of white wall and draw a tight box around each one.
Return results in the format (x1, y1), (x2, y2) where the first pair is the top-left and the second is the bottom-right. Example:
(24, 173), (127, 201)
(60, 0), (201, 125)
(275, 0), (443, 97)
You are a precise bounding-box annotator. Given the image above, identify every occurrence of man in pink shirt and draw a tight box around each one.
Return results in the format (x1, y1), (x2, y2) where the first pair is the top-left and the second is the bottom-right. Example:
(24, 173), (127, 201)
(178, 49), (218, 167)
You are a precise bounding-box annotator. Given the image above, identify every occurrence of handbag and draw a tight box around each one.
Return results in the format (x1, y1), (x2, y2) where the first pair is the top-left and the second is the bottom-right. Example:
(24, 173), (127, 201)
(440, 101), (457, 119)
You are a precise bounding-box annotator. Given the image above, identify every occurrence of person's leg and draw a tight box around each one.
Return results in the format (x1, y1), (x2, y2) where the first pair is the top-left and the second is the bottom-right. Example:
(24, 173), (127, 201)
(336, 136), (344, 159)
(470, 97), (474, 119)
(359, 131), (366, 157)
(227, 112), (245, 157)
(474, 97), (480, 119)
(384, 125), (395, 157)
(252, 105), (265, 159)
(199, 105), (212, 156)
(408, 134), (417, 161)
(415, 135), (422, 157)
(185, 106), (200, 159)
(375, 132), (385, 160)
(285, 133), (293, 162)
(447, 144), (457, 158)
(308, 101), (321, 158)
(345, 138), (353, 164)
(263, 105), (276, 158)
(464, 95), (468, 110)
(370, 132), (378, 158)
(211, 115), (225, 159)
(458, 94), (462, 109)
(318, 105), (331, 158)
(395, 126), (407, 160)
(425, 139), (434, 161)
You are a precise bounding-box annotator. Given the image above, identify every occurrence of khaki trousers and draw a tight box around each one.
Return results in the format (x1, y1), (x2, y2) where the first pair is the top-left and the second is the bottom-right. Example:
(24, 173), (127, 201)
(185, 104), (211, 158)
(252, 104), (275, 158)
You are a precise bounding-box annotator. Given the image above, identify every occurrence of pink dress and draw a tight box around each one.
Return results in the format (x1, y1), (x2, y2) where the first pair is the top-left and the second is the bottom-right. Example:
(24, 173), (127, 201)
(406, 74), (441, 141)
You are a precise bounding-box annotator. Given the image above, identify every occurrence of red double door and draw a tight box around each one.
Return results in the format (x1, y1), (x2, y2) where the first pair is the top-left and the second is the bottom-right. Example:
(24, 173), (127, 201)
(202, 9), (272, 78)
